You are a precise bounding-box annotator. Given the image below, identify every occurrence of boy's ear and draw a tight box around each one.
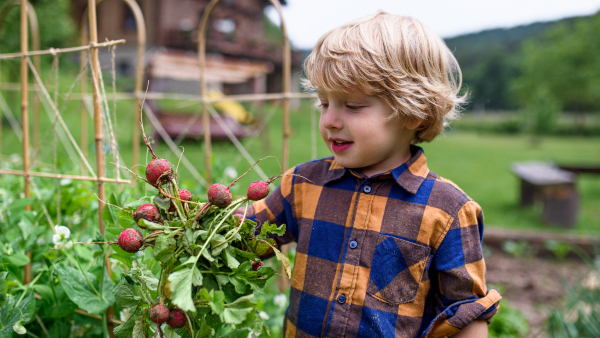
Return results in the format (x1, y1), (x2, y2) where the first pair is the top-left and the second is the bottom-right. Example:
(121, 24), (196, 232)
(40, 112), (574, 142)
(404, 118), (423, 131)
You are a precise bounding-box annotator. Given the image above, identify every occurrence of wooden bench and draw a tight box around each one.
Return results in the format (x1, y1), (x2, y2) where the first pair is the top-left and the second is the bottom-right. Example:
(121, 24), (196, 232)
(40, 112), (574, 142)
(511, 161), (579, 227)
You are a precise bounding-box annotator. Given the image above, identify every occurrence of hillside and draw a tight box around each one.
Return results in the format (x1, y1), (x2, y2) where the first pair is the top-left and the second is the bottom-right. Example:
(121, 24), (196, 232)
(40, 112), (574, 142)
(443, 15), (592, 110)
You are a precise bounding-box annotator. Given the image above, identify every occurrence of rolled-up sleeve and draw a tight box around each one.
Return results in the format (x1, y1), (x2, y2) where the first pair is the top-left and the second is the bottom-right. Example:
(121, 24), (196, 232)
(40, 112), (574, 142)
(423, 200), (502, 338)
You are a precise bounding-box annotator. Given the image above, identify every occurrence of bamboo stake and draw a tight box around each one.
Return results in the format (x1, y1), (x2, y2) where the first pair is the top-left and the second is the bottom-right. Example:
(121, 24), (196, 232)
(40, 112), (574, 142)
(0, 169), (131, 183)
(0, 39), (125, 60)
(87, 1), (114, 335)
(198, 0), (221, 185)
(123, 0), (147, 168)
(0, 84), (317, 102)
(80, 22), (89, 172)
(28, 3), (39, 152)
(20, 0), (31, 285)
(267, 0), (293, 293)
(87, 0), (105, 233)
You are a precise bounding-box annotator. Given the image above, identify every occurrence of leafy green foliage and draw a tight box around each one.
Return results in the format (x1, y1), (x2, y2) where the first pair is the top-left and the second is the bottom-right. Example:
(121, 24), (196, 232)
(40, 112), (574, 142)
(488, 300), (530, 338)
(511, 13), (600, 113)
(56, 264), (115, 315)
(544, 254), (600, 337)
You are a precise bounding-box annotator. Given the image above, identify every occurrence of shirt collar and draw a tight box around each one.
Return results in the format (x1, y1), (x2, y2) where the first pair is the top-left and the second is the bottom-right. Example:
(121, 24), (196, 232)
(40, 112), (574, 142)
(324, 145), (430, 194)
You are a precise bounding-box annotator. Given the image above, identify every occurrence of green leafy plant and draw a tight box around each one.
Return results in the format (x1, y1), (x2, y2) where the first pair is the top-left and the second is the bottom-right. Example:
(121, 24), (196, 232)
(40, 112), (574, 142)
(488, 299), (530, 338)
(545, 240), (572, 261)
(97, 135), (290, 337)
(543, 250), (600, 338)
(502, 239), (536, 259)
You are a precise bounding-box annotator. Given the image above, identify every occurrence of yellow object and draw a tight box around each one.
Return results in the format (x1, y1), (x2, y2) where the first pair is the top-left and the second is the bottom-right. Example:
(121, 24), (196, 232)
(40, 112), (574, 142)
(164, 281), (172, 300)
(206, 90), (253, 124)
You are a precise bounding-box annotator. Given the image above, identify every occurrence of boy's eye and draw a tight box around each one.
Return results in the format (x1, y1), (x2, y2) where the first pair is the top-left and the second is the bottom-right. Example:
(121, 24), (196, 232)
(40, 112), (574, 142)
(319, 103), (329, 108)
(346, 105), (362, 110)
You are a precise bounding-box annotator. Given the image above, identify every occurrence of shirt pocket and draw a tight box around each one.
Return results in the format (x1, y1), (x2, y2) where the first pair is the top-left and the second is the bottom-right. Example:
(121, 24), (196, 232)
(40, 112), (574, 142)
(366, 234), (431, 305)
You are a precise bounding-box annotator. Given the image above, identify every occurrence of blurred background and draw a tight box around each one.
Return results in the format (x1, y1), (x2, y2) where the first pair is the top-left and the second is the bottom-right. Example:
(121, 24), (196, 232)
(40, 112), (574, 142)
(1, 0), (600, 337)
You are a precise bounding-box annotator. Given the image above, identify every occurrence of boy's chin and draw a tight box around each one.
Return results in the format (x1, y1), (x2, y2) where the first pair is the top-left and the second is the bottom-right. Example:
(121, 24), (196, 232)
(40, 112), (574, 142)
(331, 155), (361, 170)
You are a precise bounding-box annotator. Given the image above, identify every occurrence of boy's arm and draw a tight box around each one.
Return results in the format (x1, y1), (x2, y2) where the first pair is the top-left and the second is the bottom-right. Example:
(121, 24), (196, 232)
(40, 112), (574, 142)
(450, 320), (488, 338)
(423, 200), (501, 338)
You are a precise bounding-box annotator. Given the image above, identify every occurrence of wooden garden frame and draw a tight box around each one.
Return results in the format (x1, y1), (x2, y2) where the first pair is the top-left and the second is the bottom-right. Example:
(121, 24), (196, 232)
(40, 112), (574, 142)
(0, 0), (133, 334)
(198, 0), (292, 184)
(0, 0), (316, 333)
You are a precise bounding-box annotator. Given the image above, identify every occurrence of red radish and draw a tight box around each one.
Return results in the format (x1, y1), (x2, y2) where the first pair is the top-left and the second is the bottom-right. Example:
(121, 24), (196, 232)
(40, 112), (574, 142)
(145, 158), (173, 186)
(169, 189), (192, 212)
(118, 228), (143, 253)
(167, 308), (186, 329)
(247, 180), (270, 201)
(179, 189), (192, 202)
(134, 204), (161, 227)
(251, 261), (264, 271)
(233, 214), (244, 224)
(207, 183), (232, 208)
(150, 304), (170, 324)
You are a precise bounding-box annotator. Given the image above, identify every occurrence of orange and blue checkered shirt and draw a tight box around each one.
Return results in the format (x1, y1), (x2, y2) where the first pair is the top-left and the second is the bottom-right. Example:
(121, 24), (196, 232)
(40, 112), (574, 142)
(247, 146), (502, 338)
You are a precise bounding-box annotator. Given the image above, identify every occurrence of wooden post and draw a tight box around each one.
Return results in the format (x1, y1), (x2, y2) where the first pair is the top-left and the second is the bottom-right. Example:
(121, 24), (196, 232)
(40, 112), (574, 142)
(20, 0), (31, 284)
(198, 0), (221, 186)
(30, 4), (39, 152)
(124, 0), (147, 168)
(80, 25), (89, 169)
(87, 1), (114, 335)
(265, 0), (292, 292)
(81, 0), (146, 168)
(88, 0), (105, 233)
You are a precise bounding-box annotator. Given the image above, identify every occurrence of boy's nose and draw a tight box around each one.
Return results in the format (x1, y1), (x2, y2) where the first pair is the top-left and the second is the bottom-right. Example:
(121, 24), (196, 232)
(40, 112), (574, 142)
(320, 106), (343, 130)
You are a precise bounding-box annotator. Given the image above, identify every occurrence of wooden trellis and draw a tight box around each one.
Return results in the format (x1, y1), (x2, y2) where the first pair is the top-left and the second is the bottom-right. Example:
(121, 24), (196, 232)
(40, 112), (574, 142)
(0, 0), (135, 334)
(0, 0), (319, 334)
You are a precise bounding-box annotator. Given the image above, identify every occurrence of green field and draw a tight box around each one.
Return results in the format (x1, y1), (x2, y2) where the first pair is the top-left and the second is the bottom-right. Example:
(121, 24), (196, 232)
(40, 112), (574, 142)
(1, 70), (599, 235)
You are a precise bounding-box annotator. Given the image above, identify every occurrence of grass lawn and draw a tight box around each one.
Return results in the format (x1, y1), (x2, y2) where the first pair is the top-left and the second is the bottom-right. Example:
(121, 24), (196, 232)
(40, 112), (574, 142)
(1, 69), (599, 235)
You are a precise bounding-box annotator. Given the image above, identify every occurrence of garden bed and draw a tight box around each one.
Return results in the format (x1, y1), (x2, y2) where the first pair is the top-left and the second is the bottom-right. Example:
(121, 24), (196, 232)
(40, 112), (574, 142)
(486, 245), (591, 337)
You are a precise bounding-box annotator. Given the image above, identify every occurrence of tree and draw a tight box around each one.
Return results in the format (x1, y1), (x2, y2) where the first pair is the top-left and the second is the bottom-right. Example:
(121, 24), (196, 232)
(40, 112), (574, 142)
(0, 0), (76, 54)
(511, 12), (600, 113)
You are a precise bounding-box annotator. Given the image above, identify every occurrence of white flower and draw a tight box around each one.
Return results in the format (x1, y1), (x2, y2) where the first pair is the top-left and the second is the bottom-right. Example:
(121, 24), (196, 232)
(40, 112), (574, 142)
(223, 166), (238, 179)
(13, 320), (26, 335)
(52, 225), (71, 246)
(119, 309), (129, 322)
(247, 326), (262, 338)
(273, 294), (287, 308)
(259, 311), (270, 320)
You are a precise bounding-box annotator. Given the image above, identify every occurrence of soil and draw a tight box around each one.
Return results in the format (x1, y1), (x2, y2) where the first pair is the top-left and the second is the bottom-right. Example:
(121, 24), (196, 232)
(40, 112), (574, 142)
(485, 249), (590, 337)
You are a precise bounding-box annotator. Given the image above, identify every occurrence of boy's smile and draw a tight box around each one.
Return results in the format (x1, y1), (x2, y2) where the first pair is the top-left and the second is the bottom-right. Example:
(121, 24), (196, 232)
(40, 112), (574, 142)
(318, 90), (421, 177)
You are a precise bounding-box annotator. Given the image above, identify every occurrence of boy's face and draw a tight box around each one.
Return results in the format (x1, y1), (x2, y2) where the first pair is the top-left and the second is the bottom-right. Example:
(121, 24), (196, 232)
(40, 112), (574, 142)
(318, 90), (420, 177)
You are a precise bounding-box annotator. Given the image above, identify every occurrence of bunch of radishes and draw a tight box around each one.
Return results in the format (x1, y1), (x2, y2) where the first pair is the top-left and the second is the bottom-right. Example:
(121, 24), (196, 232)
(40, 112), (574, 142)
(104, 132), (288, 337)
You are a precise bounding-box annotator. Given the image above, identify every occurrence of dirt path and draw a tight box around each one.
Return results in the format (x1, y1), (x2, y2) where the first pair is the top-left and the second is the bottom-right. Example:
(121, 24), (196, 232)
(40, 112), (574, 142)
(485, 249), (590, 337)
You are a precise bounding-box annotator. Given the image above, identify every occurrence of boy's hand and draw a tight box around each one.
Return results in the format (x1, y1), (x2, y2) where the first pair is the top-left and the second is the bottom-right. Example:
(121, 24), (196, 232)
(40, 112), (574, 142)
(450, 320), (488, 338)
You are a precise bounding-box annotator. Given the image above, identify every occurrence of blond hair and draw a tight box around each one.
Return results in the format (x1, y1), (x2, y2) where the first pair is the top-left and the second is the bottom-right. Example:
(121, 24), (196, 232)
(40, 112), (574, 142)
(304, 11), (466, 143)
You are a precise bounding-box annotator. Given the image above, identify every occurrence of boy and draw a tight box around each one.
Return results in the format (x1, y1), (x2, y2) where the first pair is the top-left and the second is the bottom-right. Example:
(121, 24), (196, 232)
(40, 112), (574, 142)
(245, 11), (501, 338)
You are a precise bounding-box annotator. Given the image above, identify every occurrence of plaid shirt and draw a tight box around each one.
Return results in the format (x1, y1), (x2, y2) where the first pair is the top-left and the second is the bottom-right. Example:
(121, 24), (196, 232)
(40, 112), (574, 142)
(247, 146), (501, 338)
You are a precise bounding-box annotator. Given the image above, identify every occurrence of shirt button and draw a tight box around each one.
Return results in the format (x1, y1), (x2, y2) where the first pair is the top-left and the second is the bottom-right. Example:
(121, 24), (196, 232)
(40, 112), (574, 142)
(337, 294), (346, 304)
(363, 185), (372, 193)
(349, 240), (358, 249)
